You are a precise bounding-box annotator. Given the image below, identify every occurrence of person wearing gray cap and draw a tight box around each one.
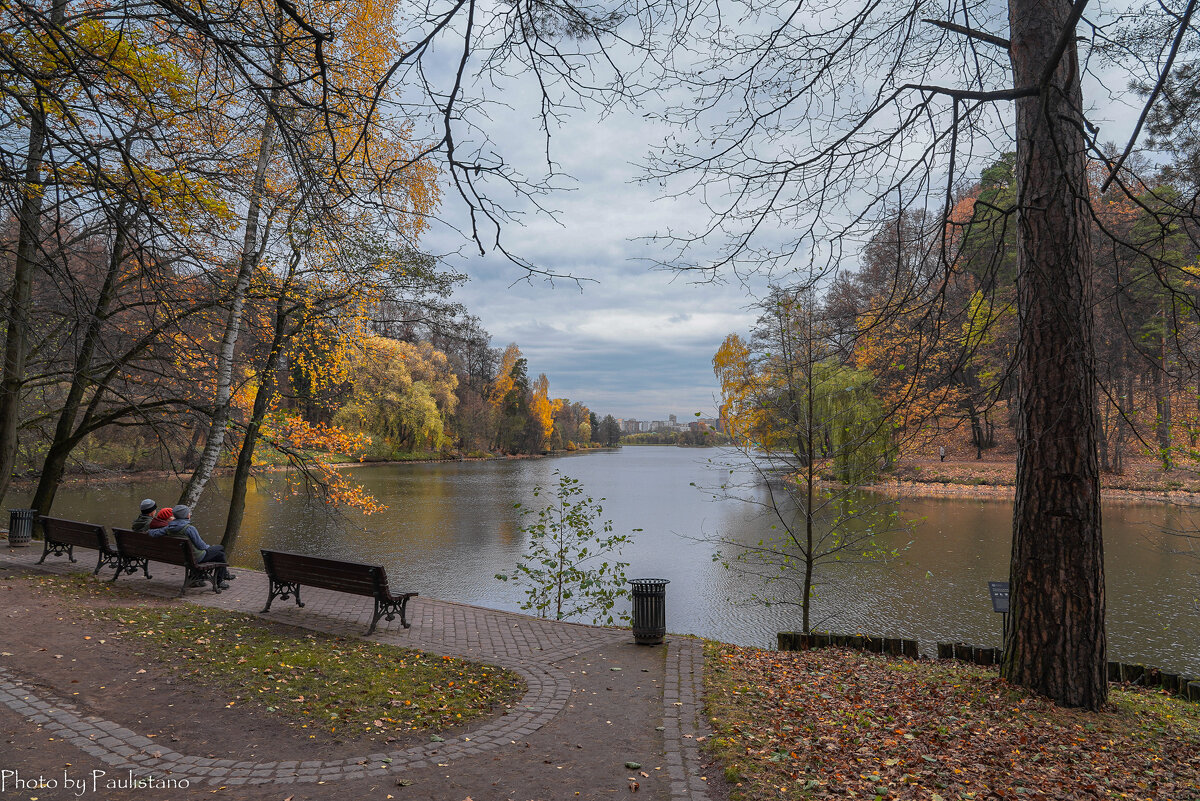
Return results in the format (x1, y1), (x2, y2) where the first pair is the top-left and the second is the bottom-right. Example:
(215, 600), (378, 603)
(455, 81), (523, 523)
(157, 505), (234, 588)
(131, 499), (157, 532)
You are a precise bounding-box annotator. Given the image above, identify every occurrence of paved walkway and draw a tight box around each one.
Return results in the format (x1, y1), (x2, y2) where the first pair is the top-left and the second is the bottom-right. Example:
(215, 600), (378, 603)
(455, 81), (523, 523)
(0, 546), (714, 800)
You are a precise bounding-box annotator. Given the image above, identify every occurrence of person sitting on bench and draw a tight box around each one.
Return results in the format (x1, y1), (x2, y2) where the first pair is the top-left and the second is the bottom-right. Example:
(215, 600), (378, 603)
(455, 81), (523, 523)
(149, 506), (173, 531)
(131, 499), (157, 532)
(153, 505), (234, 587)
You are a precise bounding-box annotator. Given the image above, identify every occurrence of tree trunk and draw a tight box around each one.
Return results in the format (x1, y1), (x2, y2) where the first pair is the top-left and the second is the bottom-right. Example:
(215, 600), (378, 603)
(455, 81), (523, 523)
(178, 104), (279, 508)
(1113, 374), (1131, 475)
(221, 336), (284, 554)
(965, 402), (984, 459)
(1154, 313), (1171, 470)
(1097, 401), (1111, 473)
(222, 268), (296, 552)
(0, 0), (66, 506)
(30, 216), (128, 516)
(1002, 0), (1107, 709)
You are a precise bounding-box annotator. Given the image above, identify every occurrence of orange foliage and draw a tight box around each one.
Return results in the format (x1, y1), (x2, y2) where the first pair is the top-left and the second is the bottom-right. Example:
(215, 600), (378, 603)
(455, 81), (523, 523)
(274, 416), (386, 515)
(530, 373), (553, 452)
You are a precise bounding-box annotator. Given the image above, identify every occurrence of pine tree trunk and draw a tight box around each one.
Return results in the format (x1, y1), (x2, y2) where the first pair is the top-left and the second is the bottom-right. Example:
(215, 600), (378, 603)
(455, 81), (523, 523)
(1002, 0), (1107, 709)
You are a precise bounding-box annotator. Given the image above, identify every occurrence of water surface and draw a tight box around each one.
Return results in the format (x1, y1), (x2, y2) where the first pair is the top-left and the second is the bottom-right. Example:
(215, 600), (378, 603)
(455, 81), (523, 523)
(29, 447), (1200, 673)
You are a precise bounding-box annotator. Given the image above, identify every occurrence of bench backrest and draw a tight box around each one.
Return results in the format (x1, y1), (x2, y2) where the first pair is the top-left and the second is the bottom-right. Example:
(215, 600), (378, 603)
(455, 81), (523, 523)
(260, 549), (384, 598)
(38, 516), (111, 551)
(112, 527), (197, 567)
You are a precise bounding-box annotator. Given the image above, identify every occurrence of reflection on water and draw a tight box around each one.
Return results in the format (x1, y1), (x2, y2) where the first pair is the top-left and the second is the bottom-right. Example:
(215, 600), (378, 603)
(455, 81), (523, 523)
(27, 448), (1200, 673)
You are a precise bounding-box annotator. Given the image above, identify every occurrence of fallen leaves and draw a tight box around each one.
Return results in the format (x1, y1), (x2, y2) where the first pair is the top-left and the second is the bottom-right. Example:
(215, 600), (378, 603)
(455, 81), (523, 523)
(87, 603), (525, 742)
(703, 643), (1200, 800)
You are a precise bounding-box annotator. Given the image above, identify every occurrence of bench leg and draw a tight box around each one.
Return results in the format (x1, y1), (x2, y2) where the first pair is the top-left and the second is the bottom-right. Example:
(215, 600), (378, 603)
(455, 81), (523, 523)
(111, 557), (150, 582)
(36, 540), (74, 565)
(262, 580), (302, 613)
(368, 599), (386, 636)
(369, 597), (412, 635)
(398, 595), (412, 629)
(94, 551), (120, 576)
(183, 566), (222, 595)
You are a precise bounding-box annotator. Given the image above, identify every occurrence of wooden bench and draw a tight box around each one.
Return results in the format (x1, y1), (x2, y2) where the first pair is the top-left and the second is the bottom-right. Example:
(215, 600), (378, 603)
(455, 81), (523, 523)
(260, 549), (416, 635)
(36, 516), (121, 576)
(110, 527), (227, 596)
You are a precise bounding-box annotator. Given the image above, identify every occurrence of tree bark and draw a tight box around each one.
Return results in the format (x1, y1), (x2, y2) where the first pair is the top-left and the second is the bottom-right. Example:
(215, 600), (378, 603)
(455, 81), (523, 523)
(0, 0), (66, 506)
(1154, 312), (1171, 470)
(222, 261), (298, 552)
(1002, 0), (1107, 709)
(30, 216), (128, 516)
(178, 102), (279, 508)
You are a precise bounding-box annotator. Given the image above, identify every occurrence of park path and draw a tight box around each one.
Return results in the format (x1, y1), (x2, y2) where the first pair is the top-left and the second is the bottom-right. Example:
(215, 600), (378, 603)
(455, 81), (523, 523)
(0, 546), (716, 800)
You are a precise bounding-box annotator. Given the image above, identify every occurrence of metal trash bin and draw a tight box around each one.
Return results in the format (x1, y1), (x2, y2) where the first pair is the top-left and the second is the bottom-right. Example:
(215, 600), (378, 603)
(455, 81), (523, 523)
(7, 508), (36, 547)
(629, 578), (669, 645)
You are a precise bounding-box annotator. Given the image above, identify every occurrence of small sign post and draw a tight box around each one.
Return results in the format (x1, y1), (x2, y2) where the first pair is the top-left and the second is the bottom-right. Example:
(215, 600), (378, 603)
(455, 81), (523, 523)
(988, 580), (1010, 641)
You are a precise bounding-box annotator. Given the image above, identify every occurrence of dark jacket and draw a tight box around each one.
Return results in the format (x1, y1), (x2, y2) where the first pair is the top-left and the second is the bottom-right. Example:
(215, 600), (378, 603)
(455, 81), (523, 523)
(131, 512), (153, 532)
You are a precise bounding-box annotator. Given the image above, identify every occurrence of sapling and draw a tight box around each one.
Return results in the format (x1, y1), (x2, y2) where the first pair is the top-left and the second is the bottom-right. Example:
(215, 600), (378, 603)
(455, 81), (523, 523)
(496, 471), (636, 625)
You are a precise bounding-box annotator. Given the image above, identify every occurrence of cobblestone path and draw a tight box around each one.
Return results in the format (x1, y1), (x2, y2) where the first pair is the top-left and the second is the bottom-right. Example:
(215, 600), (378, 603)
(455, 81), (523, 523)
(0, 547), (714, 800)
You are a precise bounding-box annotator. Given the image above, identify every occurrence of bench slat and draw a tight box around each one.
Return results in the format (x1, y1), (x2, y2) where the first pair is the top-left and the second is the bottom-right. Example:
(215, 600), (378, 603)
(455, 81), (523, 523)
(38, 516), (109, 550)
(113, 528), (195, 566)
(263, 551), (377, 596)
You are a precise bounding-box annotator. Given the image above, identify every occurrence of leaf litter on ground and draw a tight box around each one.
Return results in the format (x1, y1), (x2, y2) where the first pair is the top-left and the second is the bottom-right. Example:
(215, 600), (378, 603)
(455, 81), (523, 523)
(33, 574), (525, 742)
(703, 642), (1200, 800)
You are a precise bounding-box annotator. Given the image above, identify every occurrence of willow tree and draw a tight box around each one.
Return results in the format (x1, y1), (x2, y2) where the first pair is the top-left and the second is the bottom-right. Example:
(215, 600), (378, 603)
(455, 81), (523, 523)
(713, 287), (902, 633)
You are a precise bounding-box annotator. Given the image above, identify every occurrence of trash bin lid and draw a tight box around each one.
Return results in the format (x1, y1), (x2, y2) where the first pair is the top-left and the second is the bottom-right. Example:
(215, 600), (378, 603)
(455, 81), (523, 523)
(629, 578), (670, 587)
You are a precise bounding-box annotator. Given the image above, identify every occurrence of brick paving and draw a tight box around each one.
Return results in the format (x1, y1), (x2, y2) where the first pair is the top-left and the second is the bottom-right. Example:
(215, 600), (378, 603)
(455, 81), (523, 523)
(0, 547), (714, 800)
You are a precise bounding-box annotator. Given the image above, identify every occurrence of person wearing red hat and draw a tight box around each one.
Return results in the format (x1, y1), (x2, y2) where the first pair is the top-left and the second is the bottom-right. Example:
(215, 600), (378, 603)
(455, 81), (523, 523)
(148, 507), (174, 531)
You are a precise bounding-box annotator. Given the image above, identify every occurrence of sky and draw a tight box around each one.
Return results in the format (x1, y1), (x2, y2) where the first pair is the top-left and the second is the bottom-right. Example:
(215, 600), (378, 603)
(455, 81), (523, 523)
(428, 108), (757, 422)
(413, 5), (1149, 422)
(419, 50), (762, 421)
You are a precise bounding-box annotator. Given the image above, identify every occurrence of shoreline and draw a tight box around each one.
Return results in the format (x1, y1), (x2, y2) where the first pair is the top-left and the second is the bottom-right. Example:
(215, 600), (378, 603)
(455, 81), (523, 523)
(863, 478), (1200, 506)
(17, 451), (1200, 507)
(11, 447), (622, 491)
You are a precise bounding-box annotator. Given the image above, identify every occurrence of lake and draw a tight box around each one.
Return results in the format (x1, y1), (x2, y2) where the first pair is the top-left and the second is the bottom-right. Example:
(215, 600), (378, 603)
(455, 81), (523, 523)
(25, 447), (1200, 673)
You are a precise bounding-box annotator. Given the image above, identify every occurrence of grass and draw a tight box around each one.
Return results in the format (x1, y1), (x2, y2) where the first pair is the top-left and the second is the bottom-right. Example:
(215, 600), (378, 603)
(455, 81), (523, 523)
(34, 574), (526, 742)
(704, 642), (1200, 800)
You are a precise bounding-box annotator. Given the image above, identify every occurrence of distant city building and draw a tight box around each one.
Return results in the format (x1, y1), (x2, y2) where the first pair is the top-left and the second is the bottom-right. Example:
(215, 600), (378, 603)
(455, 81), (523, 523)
(615, 413), (720, 436)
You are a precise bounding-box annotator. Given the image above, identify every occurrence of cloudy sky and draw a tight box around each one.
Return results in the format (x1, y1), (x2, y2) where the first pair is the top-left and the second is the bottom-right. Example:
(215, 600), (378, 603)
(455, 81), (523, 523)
(412, 5), (1148, 422)
(430, 114), (757, 422)
(418, 49), (763, 422)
